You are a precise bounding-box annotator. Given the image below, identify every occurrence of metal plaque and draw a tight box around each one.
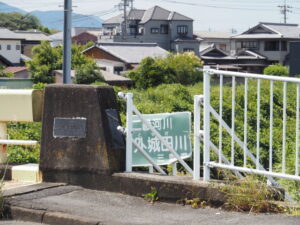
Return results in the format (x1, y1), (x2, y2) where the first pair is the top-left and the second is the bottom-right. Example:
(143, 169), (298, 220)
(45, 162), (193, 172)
(105, 109), (125, 148)
(53, 117), (87, 138)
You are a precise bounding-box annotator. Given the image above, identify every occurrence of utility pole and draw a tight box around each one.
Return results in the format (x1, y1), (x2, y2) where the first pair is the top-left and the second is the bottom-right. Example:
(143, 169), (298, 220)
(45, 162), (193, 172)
(118, 0), (134, 40)
(278, 0), (292, 24)
(123, 0), (127, 40)
(63, 0), (72, 84)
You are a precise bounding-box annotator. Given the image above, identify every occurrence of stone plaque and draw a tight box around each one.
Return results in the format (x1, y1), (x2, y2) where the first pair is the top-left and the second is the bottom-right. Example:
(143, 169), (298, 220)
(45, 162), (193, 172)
(53, 117), (87, 138)
(105, 109), (125, 148)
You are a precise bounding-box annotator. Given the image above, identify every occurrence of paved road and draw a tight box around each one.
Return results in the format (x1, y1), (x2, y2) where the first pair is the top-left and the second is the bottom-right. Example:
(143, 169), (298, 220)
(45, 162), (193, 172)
(0, 222), (43, 225)
(7, 185), (300, 225)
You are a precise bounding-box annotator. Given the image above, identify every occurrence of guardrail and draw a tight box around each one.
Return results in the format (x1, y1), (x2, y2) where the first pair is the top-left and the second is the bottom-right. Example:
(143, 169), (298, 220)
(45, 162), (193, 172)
(0, 89), (42, 163)
(200, 66), (300, 182)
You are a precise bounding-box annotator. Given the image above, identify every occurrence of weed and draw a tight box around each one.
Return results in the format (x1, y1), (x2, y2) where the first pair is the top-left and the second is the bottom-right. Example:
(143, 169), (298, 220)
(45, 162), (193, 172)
(220, 177), (285, 213)
(143, 187), (158, 203)
(177, 198), (207, 209)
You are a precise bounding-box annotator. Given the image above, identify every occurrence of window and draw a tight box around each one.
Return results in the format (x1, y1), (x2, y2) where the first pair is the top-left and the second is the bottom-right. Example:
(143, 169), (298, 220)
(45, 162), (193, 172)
(241, 41), (258, 49)
(151, 28), (159, 34)
(7, 45), (11, 50)
(281, 41), (287, 51)
(183, 48), (194, 52)
(177, 25), (188, 35)
(264, 41), (279, 51)
(160, 25), (168, 34)
(16, 45), (21, 50)
(114, 66), (124, 75)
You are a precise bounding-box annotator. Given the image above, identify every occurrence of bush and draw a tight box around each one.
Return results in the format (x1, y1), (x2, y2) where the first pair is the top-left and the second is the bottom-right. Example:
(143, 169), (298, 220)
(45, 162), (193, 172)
(7, 122), (41, 164)
(0, 66), (14, 78)
(264, 64), (289, 76)
(74, 65), (104, 84)
(32, 82), (46, 90)
(27, 42), (100, 84)
(128, 52), (203, 89)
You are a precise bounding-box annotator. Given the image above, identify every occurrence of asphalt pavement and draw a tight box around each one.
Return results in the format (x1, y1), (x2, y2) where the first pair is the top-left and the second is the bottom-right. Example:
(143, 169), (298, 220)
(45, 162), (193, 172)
(0, 222), (44, 225)
(5, 184), (300, 225)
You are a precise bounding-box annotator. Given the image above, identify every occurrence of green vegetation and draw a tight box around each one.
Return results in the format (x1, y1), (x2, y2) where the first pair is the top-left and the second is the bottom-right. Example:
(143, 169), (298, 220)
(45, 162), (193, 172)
(220, 177), (284, 213)
(264, 64), (289, 76)
(0, 12), (57, 34)
(7, 122), (40, 164)
(143, 187), (158, 203)
(0, 12), (40, 31)
(27, 41), (103, 84)
(0, 66), (13, 78)
(9, 80), (300, 202)
(177, 198), (207, 209)
(128, 52), (203, 89)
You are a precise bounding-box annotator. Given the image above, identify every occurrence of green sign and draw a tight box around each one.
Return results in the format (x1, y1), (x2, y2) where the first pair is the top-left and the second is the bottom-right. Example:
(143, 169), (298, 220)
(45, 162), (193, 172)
(132, 112), (192, 167)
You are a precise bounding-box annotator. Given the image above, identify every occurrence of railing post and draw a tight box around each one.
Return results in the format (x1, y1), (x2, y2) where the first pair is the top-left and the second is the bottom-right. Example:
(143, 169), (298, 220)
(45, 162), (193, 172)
(203, 66), (211, 182)
(0, 122), (7, 164)
(125, 93), (133, 172)
(193, 95), (201, 180)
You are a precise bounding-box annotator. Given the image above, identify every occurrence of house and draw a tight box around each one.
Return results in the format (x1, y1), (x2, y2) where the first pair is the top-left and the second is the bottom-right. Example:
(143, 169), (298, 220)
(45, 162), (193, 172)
(72, 31), (98, 45)
(231, 22), (300, 65)
(49, 27), (102, 46)
(194, 31), (232, 52)
(82, 42), (168, 74)
(0, 27), (23, 66)
(4, 66), (29, 78)
(53, 69), (133, 87)
(102, 6), (200, 56)
(200, 45), (268, 72)
(14, 30), (50, 57)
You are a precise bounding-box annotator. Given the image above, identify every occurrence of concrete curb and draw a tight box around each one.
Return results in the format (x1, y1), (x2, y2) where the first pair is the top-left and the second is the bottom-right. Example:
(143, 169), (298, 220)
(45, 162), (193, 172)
(5, 205), (106, 225)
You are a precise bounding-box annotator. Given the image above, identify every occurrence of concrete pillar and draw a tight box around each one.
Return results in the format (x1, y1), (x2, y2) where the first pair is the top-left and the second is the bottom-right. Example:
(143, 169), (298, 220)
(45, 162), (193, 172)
(0, 122), (7, 163)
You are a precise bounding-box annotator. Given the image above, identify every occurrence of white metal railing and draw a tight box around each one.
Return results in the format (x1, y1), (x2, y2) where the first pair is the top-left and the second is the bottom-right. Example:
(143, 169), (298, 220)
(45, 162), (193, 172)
(198, 66), (300, 183)
(118, 92), (195, 177)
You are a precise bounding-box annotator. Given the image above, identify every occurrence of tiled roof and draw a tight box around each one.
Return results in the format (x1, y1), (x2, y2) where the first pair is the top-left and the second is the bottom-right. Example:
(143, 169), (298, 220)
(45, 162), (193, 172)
(103, 13), (124, 25)
(194, 31), (231, 39)
(84, 42), (169, 64)
(4, 66), (28, 73)
(14, 31), (50, 41)
(104, 6), (192, 25)
(140, 6), (192, 24)
(0, 27), (23, 40)
(233, 22), (300, 39)
(100, 70), (132, 82)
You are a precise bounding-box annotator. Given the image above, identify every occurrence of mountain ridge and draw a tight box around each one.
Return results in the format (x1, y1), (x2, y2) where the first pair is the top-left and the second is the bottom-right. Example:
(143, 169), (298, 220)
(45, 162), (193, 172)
(0, 2), (103, 30)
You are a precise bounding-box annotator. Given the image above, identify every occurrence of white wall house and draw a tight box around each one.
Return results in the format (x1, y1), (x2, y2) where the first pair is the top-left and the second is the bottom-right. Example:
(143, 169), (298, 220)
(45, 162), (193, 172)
(0, 28), (23, 65)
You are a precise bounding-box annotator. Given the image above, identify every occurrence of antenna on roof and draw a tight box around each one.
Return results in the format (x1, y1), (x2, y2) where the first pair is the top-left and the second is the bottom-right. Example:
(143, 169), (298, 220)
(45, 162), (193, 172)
(278, 0), (292, 24)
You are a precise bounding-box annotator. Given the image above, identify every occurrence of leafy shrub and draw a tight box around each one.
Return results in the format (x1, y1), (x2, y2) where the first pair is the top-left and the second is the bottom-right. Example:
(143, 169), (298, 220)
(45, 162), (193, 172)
(264, 64), (289, 76)
(7, 122), (41, 163)
(75, 65), (104, 84)
(128, 52), (203, 89)
(27, 41), (100, 84)
(0, 66), (13, 78)
(32, 82), (46, 90)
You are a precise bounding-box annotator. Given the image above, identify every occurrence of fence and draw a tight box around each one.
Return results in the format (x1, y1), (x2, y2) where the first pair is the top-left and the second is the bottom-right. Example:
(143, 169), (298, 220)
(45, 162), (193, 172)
(198, 66), (300, 183)
(118, 92), (195, 176)
(119, 67), (300, 197)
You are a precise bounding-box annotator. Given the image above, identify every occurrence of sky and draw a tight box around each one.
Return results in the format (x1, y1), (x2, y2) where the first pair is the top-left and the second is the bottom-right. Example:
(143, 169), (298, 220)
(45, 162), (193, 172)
(1, 0), (300, 33)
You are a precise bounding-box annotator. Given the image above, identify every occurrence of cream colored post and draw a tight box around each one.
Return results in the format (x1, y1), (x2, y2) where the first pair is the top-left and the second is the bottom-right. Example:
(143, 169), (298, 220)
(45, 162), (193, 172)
(0, 122), (7, 163)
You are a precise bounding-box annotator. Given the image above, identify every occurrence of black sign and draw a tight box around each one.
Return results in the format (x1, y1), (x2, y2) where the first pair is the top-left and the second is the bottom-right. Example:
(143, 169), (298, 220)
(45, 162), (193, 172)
(53, 117), (87, 138)
(105, 109), (125, 148)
